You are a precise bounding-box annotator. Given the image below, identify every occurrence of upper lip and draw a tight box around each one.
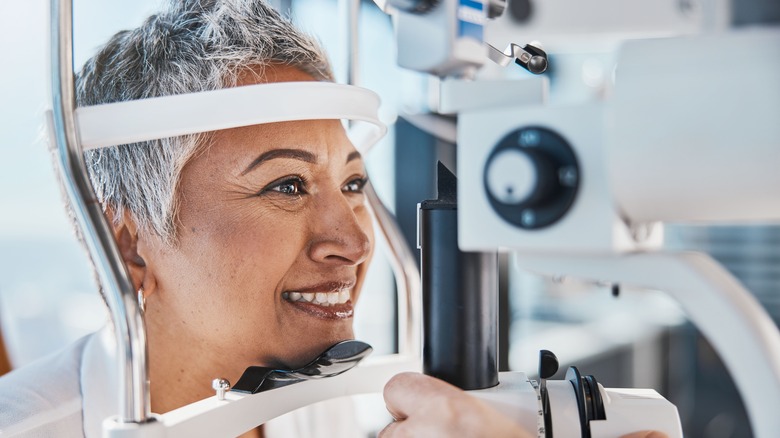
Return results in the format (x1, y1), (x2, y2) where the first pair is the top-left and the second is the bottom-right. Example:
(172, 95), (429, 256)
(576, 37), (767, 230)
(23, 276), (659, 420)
(284, 279), (356, 294)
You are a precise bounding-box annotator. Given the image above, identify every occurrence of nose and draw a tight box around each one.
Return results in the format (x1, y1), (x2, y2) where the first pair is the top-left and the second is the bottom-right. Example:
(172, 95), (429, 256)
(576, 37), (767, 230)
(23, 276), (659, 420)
(307, 192), (372, 266)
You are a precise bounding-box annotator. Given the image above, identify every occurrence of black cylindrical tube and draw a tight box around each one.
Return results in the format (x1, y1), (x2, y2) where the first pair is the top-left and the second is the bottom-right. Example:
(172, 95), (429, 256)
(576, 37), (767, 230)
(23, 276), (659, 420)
(419, 163), (498, 390)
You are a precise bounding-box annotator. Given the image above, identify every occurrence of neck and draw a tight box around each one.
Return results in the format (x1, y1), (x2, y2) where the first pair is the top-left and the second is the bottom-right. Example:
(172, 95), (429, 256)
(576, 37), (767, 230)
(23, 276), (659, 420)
(144, 315), (264, 438)
(145, 309), (249, 414)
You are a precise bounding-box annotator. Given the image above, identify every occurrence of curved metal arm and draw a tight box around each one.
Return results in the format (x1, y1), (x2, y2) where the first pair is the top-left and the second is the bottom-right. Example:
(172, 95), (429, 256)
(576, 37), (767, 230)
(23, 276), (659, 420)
(50, 0), (151, 424)
(365, 183), (422, 358)
(515, 251), (780, 438)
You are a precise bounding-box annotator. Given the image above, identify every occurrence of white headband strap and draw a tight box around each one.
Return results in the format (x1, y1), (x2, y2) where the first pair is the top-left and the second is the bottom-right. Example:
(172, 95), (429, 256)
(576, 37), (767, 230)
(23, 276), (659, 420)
(75, 81), (387, 152)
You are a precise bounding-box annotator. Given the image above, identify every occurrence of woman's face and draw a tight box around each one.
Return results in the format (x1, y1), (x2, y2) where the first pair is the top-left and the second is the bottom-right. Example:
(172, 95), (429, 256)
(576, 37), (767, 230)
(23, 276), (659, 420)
(141, 67), (374, 371)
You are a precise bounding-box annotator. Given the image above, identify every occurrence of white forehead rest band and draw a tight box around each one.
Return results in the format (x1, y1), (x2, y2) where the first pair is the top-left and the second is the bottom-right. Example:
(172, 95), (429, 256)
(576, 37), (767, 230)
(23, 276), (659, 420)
(75, 81), (387, 152)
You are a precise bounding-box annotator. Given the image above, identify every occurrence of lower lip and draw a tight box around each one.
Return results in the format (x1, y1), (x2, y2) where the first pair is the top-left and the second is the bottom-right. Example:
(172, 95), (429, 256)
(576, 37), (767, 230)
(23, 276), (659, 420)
(284, 299), (354, 320)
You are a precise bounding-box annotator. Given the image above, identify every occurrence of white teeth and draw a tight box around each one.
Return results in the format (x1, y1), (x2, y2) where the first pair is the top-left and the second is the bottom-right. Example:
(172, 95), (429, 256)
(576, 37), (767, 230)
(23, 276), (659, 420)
(284, 289), (352, 307)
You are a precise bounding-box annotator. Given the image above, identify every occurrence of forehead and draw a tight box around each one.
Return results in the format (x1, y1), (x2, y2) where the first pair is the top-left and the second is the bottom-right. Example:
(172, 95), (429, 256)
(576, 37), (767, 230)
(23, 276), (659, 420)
(213, 118), (356, 164)
(237, 63), (317, 86)
(206, 65), (359, 166)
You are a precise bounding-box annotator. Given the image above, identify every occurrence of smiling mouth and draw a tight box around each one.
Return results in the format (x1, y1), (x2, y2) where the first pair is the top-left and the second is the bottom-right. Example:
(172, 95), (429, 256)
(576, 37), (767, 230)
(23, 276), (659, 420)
(281, 281), (355, 319)
(282, 289), (351, 307)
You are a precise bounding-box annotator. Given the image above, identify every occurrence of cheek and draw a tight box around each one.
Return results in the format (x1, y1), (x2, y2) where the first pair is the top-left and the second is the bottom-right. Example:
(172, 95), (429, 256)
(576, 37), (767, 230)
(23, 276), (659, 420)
(353, 205), (376, 300)
(360, 209), (375, 258)
(212, 215), (308, 290)
(177, 208), (309, 312)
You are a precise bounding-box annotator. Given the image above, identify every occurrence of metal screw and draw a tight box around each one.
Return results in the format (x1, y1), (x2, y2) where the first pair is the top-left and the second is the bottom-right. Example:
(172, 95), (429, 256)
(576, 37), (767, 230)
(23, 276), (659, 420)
(212, 378), (231, 401)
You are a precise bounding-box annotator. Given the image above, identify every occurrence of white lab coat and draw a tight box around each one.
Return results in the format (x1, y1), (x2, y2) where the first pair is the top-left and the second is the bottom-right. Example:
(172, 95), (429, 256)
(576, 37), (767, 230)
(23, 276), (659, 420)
(0, 326), (364, 437)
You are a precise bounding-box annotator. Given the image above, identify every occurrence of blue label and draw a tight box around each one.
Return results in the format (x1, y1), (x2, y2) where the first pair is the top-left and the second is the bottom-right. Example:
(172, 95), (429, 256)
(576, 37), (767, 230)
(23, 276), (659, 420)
(458, 0), (484, 42)
(460, 0), (483, 10)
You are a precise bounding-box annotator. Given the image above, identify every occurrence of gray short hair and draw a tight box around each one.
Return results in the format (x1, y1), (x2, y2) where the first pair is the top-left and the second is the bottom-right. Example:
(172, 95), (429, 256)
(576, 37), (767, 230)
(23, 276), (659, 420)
(76, 0), (334, 244)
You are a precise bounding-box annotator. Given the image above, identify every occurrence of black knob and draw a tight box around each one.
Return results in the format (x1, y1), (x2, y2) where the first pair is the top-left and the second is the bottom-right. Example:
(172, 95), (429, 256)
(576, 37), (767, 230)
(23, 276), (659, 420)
(515, 44), (548, 75)
(508, 0), (533, 23)
(527, 55), (548, 74)
(538, 349), (559, 379)
(483, 127), (580, 230)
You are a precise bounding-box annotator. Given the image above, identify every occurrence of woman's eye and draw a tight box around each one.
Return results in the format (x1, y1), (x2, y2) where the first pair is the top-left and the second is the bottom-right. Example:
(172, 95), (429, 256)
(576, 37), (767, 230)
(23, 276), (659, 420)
(266, 177), (305, 195)
(343, 177), (367, 193)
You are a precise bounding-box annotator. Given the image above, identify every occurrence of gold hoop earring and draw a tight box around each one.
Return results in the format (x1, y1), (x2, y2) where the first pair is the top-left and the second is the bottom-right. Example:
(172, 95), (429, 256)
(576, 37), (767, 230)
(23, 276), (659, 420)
(137, 288), (146, 313)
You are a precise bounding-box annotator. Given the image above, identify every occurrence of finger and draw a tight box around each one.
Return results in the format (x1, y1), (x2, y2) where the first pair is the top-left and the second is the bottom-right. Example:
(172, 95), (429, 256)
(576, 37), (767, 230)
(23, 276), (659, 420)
(383, 372), (463, 420)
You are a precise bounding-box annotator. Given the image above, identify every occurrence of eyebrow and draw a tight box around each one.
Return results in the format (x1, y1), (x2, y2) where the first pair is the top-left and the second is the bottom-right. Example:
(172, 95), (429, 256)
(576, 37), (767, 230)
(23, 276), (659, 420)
(346, 151), (362, 164)
(241, 149), (317, 175)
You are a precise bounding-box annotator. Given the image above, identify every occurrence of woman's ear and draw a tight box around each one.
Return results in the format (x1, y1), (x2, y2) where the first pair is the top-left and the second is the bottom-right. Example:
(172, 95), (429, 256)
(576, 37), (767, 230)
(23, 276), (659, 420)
(106, 209), (148, 293)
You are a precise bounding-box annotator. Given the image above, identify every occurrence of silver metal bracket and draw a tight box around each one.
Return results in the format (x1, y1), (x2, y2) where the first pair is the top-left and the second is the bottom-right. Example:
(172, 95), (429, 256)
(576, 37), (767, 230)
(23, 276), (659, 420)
(485, 42), (548, 74)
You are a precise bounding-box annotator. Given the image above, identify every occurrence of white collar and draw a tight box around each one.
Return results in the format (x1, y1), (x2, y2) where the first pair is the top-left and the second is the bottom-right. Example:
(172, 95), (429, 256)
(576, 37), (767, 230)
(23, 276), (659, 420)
(80, 324), (119, 438)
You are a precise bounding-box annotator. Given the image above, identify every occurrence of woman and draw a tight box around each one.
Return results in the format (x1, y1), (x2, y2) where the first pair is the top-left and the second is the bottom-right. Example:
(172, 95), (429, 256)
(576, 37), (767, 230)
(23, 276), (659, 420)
(0, 1), (373, 437)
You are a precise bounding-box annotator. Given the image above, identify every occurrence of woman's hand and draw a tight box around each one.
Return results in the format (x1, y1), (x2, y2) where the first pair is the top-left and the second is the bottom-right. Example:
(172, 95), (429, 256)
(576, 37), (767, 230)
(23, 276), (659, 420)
(380, 372), (528, 438)
(380, 372), (670, 438)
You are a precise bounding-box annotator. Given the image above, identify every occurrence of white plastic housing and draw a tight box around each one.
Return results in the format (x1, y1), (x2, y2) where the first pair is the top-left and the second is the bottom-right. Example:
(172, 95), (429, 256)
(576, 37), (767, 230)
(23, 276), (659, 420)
(469, 372), (682, 438)
(609, 29), (780, 223)
(393, 1), (486, 76)
(589, 386), (683, 437)
(457, 104), (660, 254)
(468, 372), (542, 434)
(484, 0), (727, 52)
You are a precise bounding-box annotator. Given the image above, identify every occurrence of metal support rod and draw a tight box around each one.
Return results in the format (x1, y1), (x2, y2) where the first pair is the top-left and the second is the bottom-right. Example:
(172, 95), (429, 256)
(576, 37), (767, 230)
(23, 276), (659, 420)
(366, 184), (422, 358)
(341, 0), (361, 87)
(50, 0), (151, 423)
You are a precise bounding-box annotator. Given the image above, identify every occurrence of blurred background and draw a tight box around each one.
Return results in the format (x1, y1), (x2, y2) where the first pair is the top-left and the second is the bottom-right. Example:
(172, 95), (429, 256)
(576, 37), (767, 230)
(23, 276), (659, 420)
(1, 1), (778, 437)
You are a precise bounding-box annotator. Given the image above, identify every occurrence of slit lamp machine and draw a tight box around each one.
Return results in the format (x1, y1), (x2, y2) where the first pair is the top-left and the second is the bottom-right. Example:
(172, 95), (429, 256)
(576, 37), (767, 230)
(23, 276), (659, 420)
(47, 0), (780, 436)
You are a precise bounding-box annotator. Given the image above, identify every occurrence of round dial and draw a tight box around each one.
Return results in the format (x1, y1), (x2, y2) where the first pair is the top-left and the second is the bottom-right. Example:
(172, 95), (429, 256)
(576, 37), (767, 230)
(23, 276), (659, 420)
(483, 126), (580, 229)
(485, 149), (537, 205)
